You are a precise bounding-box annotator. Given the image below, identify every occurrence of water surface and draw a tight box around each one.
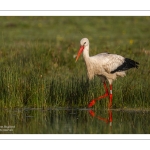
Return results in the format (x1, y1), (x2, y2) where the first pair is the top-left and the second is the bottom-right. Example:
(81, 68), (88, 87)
(0, 108), (150, 134)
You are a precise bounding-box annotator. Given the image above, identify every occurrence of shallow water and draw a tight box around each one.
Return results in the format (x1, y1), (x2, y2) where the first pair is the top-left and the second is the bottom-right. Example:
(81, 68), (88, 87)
(0, 108), (150, 134)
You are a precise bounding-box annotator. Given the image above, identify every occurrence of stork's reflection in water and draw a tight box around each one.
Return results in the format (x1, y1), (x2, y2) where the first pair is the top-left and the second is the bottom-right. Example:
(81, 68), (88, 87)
(88, 109), (112, 132)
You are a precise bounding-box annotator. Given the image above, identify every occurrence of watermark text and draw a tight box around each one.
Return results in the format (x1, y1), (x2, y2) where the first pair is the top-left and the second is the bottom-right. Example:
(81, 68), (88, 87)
(0, 125), (15, 132)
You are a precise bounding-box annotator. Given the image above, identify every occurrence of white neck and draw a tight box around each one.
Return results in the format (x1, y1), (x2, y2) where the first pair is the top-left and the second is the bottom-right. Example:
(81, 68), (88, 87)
(82, 44), (94, 80)
(83, 45), (90, 61)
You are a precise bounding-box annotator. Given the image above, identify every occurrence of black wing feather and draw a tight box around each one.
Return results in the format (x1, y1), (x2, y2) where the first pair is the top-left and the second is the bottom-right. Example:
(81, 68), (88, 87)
(111, 58), (139, 73)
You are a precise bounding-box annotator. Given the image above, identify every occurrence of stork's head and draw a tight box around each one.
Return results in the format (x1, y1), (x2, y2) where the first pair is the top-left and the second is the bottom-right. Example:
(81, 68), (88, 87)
(75, 38), (89, 62)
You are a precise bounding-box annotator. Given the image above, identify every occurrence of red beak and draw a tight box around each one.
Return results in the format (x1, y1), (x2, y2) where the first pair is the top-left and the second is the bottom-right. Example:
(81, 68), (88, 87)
(75, 46), (84, 62)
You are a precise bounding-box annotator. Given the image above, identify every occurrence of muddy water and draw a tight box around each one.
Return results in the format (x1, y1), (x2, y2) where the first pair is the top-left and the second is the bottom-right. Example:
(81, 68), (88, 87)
(0, 108), (150, 134)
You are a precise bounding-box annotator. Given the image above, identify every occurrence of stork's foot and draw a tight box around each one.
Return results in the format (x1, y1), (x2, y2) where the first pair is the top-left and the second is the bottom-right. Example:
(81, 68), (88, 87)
(88, 100), (96, 108)
(88, 93), (109, 108)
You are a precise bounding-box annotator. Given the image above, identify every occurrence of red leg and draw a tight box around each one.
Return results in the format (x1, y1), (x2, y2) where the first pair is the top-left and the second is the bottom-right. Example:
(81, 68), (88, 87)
(88, 81), (109, 107)
(103, 81), (109, 95)
(108, 84), (113, 109)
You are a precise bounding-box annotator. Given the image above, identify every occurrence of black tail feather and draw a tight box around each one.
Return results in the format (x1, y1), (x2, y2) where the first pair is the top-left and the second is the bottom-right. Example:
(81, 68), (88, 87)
(111, 58), (139, 73)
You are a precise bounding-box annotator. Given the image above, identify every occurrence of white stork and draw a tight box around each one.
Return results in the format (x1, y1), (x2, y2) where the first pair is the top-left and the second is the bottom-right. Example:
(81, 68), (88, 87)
(75, 38), (139, 109)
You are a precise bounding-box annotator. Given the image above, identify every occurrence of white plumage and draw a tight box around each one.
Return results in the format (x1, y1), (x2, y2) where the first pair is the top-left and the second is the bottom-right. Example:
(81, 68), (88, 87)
(88, 53), (126, 82)
(76, 38), (139, 108)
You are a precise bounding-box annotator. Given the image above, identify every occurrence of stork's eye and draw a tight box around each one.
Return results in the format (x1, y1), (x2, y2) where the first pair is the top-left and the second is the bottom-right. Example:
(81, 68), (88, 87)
(84, 42), (86, 45)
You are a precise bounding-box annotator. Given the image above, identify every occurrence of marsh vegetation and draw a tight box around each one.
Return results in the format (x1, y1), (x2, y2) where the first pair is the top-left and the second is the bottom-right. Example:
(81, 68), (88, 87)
(0, 16), (150, 110)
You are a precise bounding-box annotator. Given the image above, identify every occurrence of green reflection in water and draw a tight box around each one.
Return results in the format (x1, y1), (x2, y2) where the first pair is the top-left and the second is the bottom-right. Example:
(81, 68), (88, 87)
(0, 108), (150, 134)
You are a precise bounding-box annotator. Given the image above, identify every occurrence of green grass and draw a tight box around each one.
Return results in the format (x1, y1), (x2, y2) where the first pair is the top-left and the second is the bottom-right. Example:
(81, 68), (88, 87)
(0, 16), (150, 109)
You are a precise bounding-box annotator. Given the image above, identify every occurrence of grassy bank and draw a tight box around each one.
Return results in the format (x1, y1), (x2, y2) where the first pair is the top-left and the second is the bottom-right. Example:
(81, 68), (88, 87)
(0, 16), (150, 109)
